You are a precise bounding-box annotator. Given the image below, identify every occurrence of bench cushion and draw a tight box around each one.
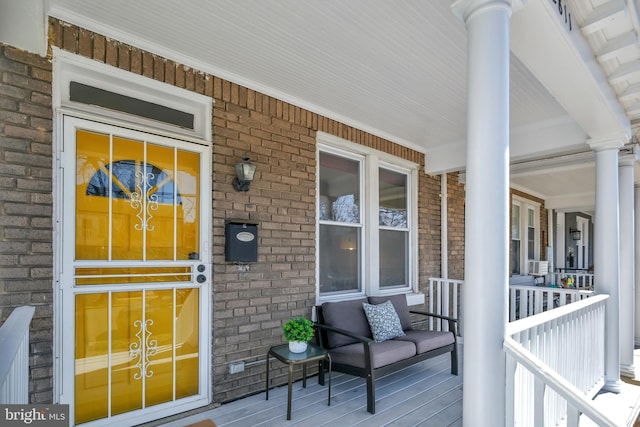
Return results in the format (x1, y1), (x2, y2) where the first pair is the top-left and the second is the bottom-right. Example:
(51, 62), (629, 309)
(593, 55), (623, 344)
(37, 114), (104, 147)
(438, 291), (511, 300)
(368, 294), (412, 331)
(329, 340), (417, 369)
(394, 329), (455, 354)
(322, 298), (371, 348)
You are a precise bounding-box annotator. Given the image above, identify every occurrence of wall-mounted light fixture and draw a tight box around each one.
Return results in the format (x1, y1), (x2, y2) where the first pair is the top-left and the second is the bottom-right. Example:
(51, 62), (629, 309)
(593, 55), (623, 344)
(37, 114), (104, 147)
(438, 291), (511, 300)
(570, 228), (581, 241)
(340, 235), (357, 251)
(232, 156), (257, 192)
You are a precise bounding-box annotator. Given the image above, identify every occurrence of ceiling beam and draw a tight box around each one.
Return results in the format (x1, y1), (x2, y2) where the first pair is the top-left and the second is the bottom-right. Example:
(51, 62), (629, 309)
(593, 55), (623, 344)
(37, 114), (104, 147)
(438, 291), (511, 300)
(581, 0), (627, 35)
(596, 31), (638, 62)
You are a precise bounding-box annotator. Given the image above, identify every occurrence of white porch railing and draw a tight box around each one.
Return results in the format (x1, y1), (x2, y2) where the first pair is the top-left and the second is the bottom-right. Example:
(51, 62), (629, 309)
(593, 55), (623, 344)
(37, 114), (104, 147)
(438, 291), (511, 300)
(0, 306), (35, 404)
(509, 285), (594, 322)
(427, 277), (464, 337)
(505, 294), (613, 426)
(549, 271), (595, 291)
(427, 277), (595, 335)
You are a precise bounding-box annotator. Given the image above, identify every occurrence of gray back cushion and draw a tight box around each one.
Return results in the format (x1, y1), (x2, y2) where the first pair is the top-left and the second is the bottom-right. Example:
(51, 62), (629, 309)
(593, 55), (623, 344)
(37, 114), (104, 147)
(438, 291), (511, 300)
(368, 294), (412, 331)
(321, 298), (371, 348)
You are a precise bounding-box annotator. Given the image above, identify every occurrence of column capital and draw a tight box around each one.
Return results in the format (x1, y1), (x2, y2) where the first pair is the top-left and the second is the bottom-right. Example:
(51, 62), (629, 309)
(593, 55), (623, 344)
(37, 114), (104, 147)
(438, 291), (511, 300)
(451, 0), (523, 22)
(619, 143), (640, 166)
(587, 133), (627, 152)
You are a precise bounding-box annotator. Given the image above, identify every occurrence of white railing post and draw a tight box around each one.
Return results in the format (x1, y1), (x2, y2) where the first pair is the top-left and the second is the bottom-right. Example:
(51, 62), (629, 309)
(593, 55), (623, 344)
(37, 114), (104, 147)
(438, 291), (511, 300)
(428, 278), (464, 338)
(0, 306), (35, 404)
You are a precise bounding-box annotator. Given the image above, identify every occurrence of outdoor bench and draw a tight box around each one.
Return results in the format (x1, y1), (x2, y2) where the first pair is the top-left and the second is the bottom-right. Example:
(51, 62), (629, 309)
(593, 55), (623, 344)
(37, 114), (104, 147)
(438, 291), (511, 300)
(314, 294), (458, 414)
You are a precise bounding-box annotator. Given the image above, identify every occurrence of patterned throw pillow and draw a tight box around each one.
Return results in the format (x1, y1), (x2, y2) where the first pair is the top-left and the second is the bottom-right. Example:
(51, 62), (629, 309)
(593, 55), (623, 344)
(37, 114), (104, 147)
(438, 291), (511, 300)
(362, 300), (406, 343)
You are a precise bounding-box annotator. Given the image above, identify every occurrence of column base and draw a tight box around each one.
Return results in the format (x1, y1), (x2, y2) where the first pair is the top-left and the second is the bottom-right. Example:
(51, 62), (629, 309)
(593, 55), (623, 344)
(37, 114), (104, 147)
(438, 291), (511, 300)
(604, 379), (623, 393)
(621, 364), (636, 378)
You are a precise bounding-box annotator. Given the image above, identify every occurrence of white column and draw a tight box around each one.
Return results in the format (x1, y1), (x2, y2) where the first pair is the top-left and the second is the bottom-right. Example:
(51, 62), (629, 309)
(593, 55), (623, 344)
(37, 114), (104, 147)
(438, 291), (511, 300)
(589, 136), (625, 392)
(635, 183), (640, 348)
(620, 148), (637, 377)
(452, 1), (512, 425)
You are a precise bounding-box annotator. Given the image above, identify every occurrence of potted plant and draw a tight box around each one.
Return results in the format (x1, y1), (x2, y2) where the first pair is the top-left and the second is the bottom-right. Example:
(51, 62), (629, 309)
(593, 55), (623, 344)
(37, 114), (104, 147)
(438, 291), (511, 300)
(283, 316), (314, 353)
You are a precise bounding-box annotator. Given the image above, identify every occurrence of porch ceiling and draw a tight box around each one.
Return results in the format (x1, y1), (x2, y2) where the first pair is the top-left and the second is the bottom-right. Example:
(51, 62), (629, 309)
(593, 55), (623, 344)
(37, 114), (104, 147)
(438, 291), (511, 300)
(46, 0), (640, 209)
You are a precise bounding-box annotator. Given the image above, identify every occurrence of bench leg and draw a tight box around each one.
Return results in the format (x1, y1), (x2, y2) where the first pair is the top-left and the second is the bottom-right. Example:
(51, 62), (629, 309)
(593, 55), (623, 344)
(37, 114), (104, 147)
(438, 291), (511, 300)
(366, 372), (376, 414)
(451, 346), (459, 376)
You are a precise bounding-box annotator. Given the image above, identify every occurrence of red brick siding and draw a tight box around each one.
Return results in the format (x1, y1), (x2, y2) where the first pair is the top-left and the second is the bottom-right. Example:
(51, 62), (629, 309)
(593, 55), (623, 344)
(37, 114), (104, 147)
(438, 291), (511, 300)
(45, 18), (433, 403)
(0, 44), (53, 403)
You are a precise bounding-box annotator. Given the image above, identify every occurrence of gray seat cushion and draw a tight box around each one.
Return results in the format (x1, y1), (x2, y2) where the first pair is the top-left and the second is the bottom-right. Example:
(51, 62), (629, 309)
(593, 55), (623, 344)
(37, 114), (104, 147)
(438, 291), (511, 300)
(322, 298), (371, 348)
(394, 329), (455, 354)
(329, 340), (417, 369)
(368, 294), (412, 331)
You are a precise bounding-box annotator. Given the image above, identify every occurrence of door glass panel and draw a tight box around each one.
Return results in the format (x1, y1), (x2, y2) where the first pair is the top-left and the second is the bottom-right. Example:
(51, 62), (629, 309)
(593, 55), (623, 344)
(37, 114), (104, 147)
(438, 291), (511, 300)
(76, 130), (111, 260)
(111, 291), (143, 415)
(75, 293), (109, 424)
(176, 288), (199, 398)
(176, 150), (200, 260)
(76, 131), (200, 262)
(145, 289), (174, 406)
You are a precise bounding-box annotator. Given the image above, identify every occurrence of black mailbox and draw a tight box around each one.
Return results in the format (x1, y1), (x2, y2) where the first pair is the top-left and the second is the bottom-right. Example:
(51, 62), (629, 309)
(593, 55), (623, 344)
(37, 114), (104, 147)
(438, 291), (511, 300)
(225, 220), (258, 262)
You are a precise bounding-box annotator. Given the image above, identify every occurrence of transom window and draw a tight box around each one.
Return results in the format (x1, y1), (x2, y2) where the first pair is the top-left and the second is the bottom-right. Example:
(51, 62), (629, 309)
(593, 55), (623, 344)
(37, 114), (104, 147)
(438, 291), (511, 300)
(317, 133), (417, 300)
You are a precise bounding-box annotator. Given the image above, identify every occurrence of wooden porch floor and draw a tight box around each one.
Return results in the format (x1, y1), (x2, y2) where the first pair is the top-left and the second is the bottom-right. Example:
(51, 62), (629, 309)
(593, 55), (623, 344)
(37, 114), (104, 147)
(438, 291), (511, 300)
(153, 345), (463, 427)
(147, 343), (640, 427)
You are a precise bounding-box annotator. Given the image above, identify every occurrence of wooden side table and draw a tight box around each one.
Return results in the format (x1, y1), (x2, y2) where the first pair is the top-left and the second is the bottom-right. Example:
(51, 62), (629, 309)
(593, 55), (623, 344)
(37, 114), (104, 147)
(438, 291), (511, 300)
(265, 343), (331, 420)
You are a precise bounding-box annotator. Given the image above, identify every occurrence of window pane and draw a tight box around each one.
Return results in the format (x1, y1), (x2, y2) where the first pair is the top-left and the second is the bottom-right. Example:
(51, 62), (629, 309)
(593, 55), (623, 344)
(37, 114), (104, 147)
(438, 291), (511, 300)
(319, 224), (360, 294)
(379, 168), (407, 228)
(379, 229), (408, 288)
(511, 205), (520, 240)
(528, 226), (535, 260)
(319, 152), (360, 223)
(511, 240), (521, 275)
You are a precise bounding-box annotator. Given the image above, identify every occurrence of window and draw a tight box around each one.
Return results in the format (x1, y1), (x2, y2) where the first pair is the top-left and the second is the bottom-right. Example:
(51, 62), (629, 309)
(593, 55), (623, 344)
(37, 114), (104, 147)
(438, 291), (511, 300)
(317, 133), (417, 300)
(511, 197), (540, 275)
(527, 208), (535, 261)
(511, 204), (521, 275)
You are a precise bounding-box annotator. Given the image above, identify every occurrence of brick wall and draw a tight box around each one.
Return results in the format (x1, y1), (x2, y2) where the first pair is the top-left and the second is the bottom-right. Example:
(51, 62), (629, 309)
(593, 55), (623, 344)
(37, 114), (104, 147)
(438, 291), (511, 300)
(0, 44), (54, 403)
(42, 19), (432, 404)
(447, 172), (466, 280)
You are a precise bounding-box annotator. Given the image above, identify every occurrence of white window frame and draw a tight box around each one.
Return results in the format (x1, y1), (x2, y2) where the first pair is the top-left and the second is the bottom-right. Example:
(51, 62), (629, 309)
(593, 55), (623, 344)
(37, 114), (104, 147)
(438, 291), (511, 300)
(511, 196), (540, 275)
(316, 132), (420, 304)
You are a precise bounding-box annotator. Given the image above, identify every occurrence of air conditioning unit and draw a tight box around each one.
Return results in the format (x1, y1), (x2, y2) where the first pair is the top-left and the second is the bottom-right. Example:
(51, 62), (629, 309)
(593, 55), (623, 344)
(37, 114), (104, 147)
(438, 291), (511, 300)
(528, 260), (549, 276)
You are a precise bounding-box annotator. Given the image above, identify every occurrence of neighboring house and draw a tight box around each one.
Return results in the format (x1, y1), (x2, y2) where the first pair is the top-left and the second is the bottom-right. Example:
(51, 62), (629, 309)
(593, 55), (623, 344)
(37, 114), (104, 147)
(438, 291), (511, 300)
(0, 1), (639, 426)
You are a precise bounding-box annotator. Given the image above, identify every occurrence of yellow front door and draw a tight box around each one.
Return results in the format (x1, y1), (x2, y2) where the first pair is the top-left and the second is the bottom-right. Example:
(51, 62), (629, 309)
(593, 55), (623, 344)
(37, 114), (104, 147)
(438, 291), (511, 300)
(59, 117), (210, 426)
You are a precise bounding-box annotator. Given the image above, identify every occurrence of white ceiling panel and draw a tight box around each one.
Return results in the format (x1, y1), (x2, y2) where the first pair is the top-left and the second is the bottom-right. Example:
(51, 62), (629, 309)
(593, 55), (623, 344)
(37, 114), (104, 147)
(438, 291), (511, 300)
(45, 0), (640, 209)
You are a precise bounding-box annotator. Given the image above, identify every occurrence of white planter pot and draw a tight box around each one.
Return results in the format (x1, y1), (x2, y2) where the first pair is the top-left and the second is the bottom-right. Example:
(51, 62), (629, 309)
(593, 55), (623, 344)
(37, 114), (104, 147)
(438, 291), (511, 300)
(288, 341), (307, 353)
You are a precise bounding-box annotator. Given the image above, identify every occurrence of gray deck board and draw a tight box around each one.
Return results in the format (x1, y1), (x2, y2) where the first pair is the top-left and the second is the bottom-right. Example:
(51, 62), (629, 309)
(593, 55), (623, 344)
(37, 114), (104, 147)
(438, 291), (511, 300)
(155, 345), (463, 427)
(150, 343), (640, 427)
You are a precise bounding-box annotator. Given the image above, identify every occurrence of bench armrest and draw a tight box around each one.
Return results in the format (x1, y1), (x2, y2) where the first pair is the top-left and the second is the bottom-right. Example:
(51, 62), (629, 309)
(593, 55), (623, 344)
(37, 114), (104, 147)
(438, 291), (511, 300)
(409, 310), (457, 323)
(409, 310), (458, 336)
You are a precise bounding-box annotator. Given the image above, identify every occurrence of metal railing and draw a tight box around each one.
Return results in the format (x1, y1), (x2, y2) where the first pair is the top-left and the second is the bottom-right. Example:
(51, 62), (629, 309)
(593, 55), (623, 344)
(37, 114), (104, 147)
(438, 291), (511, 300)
(0, 306), (35, 404)
(505, 295), (612, 426)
